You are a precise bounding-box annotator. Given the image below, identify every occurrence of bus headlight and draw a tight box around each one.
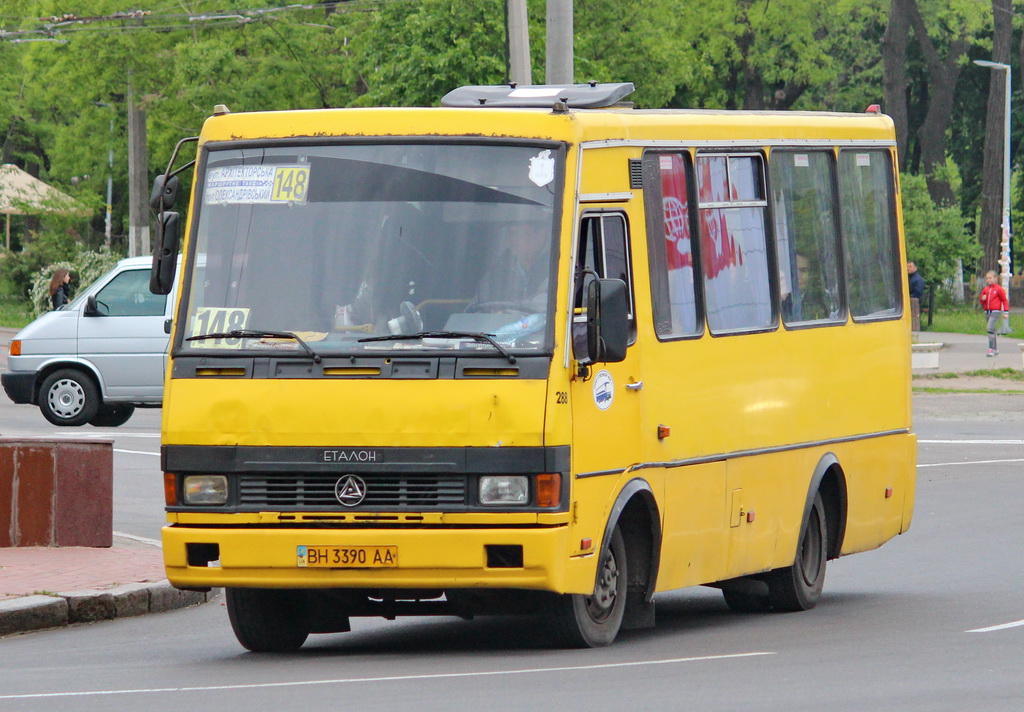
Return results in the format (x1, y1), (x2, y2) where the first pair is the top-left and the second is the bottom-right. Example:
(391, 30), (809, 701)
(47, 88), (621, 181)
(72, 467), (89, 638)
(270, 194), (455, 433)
(479, 476), (529, 506)
(182, 475), (228, 505)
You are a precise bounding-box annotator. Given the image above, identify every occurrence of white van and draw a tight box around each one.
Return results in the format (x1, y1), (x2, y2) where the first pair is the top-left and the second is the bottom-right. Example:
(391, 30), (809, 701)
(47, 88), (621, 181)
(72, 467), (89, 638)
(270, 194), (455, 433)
(1, 256), (177, 427)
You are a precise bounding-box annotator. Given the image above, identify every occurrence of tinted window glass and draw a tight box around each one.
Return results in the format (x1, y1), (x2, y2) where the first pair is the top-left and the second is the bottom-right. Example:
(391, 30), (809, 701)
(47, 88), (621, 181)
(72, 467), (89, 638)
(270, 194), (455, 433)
(838, 150), (899, 319)
(697, 154), (772, 332)
(770, 151), (844, 324)
(95, 269), (167, 317)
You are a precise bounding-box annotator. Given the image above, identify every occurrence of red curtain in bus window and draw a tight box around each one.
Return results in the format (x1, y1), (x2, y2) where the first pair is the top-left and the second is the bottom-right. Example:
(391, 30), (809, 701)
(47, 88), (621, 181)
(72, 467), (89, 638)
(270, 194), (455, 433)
(659, 154), (698, 334)
(697, 156), (741, 280)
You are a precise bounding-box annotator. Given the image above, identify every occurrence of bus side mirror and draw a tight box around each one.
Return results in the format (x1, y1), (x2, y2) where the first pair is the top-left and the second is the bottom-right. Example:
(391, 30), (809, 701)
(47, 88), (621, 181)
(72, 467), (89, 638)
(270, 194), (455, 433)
(582, 278), (629, 366)
(150, 211), (180, 295)
(150, 174), (179, 211)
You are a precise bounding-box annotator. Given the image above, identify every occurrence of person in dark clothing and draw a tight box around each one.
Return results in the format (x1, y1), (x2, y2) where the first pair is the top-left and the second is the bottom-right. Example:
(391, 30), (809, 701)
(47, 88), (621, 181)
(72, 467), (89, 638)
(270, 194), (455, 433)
(907, 261), (925, 301)
(49, 268), (71, 310)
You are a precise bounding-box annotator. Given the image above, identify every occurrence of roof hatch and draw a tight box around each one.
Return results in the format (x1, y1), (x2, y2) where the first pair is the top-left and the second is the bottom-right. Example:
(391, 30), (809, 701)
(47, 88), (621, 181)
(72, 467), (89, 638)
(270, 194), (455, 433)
(440, 82), (635, 109)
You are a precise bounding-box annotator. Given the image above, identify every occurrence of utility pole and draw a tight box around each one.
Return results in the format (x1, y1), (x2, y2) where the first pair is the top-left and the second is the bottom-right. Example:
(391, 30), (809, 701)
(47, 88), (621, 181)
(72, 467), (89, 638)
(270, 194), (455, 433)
(507, 0), (531, 86)
(545, 0), (572, 85)
(126, 78), (149, 258)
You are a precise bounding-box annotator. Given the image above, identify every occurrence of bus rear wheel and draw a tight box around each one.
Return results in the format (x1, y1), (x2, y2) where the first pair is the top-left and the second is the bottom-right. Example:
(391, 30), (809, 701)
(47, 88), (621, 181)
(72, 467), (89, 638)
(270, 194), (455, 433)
(226, 588), (310, 652)
(545, 527), (627, 648)
(767, 492), (827, 611)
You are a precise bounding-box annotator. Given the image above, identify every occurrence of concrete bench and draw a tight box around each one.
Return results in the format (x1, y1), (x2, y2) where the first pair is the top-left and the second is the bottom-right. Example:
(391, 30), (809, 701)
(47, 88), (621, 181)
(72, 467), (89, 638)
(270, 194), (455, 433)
(911, 342), (942, 370)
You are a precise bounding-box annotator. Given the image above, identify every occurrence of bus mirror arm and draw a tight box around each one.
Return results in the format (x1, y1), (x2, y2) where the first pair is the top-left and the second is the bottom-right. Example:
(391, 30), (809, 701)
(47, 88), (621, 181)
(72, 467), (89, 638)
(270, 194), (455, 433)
(150, 211), (180, 295)
(579, 278), (629, 369)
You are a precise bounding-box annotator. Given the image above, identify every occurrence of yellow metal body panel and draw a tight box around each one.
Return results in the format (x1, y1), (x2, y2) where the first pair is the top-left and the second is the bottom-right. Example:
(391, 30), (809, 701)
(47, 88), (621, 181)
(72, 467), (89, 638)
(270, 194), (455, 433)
(161, 104), (913, 602)
(163, 523), (594, 591)
(162, 377), (551, 448)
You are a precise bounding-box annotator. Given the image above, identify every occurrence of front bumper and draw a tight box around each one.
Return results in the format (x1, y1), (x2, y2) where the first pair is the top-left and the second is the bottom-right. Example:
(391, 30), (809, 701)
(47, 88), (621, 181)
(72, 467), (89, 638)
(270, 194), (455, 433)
(1, 371), (36, 404)
(162, 523), (591, 593)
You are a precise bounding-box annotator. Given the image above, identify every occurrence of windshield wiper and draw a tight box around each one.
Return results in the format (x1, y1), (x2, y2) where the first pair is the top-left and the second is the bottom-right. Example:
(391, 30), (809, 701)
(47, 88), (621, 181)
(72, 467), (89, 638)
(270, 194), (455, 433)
(359, 330), (517, 364)
(186, 329), (322, 364)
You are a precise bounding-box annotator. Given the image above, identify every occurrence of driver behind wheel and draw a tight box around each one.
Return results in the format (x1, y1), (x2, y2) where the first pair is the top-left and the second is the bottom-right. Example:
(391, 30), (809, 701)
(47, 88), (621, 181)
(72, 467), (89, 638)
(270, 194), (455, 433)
(473, 221), (550, 313)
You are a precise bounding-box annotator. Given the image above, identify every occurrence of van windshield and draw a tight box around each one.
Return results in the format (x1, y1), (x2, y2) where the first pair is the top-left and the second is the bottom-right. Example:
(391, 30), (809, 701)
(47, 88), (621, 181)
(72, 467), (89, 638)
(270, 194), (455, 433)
(179, 142), (562, 357)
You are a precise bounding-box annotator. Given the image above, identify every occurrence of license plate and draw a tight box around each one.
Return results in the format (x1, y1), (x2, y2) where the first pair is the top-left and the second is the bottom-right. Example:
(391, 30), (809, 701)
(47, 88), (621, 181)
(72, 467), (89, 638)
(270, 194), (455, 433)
(297, 545), (397, 568)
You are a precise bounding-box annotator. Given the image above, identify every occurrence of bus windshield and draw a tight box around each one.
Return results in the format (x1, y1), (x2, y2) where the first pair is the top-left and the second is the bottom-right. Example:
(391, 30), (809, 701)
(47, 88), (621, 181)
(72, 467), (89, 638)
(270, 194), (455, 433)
(179, 142), (562, 357)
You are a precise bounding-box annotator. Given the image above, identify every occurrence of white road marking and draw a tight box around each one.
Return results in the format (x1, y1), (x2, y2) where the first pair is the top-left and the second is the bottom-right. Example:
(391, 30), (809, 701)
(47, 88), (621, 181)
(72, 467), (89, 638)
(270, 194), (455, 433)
(114, 448), (160, 456)
(918, 458), (1024, 469)
(919, 439), (1024, 445)
(966, 619), (1024, 633)
(0, 652), (775, 700)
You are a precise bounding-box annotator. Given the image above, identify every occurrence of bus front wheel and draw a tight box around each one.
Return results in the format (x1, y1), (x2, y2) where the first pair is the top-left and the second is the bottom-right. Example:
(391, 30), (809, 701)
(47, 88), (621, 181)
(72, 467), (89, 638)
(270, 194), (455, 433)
(545, 527), (627, 648)
(767, 492), (827, 611)
(226, 588), (309, 652)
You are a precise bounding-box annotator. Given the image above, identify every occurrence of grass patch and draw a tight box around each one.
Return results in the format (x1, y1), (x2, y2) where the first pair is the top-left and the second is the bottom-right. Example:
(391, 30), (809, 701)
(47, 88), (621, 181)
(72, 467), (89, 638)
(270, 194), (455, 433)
(0, 297), (32, 329)
(923, 307), (1024, 340)
(913, 386), (1024, 395)
(915, 368), (1024, 381)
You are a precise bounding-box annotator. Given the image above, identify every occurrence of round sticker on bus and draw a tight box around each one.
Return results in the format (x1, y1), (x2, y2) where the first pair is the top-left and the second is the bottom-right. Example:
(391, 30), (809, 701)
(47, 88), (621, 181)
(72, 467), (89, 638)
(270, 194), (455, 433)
(593, 369), (614, 411)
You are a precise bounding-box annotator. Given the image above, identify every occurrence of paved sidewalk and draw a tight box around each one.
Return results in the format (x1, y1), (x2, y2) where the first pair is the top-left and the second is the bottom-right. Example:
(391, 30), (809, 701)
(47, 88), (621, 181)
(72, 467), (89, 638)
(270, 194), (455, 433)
(2, 326), (210, 637)
(0, 535), (212, 637)
(914, 330), (1024, 374)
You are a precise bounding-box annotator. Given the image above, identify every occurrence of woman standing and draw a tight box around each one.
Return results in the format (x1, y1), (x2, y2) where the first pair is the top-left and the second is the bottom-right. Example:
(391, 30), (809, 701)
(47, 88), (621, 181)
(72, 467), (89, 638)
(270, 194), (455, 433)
(49, 268), (71, 310)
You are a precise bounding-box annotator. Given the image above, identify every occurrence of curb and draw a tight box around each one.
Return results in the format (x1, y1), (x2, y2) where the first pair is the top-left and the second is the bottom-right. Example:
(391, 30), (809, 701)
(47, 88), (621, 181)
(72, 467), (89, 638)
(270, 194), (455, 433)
(0, 582), (218, 636)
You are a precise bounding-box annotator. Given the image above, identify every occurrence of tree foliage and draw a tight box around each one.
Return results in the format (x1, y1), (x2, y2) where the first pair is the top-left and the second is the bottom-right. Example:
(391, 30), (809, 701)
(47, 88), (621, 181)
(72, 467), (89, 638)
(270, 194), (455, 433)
(0, 0), (1017, 301)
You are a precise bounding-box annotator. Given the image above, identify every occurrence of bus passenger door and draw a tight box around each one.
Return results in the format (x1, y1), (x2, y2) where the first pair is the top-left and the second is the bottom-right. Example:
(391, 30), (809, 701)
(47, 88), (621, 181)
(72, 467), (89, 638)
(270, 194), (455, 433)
(570, 210), (645, 507)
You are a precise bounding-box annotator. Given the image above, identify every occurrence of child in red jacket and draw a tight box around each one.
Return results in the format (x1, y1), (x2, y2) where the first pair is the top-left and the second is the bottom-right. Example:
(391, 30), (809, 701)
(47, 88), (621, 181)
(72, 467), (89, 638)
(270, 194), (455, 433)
(979, 270), (1009, 356)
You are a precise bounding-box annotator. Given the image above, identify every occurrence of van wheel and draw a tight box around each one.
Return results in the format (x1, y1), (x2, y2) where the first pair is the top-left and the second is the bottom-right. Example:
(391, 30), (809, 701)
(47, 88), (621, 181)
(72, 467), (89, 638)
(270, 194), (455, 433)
(226, 588), (309, 653)
(544, 527), (627, 648)
(767, 492), (827, 611)
(89, 404), (136, 428)
(39, 369), (100, 426)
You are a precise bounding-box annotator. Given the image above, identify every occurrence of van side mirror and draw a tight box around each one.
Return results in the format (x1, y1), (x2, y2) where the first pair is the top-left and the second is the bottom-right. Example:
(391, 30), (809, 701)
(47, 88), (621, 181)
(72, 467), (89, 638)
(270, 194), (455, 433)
(84, 294), (100, 317)
(579, 278), (629, 366)
(150, 211), (179, 295)
(150, 174), (179, 211)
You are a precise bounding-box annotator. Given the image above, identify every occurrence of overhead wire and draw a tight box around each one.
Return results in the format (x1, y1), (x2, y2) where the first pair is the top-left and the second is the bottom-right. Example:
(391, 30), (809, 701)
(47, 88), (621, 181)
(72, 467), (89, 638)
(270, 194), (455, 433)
(0, 0), (411, 41)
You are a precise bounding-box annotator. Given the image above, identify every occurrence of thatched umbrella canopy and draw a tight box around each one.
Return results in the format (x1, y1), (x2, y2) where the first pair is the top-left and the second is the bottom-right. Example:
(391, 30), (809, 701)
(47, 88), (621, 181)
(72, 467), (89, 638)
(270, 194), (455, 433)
(0, 164), (84, 250)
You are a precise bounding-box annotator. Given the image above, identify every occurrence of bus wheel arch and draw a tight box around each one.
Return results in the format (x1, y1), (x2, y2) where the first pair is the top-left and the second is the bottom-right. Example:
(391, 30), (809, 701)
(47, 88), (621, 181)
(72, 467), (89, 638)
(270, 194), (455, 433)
(810, 454), (848, 561)
(544, 477), (662, 647)
(765, 455), (848, 612)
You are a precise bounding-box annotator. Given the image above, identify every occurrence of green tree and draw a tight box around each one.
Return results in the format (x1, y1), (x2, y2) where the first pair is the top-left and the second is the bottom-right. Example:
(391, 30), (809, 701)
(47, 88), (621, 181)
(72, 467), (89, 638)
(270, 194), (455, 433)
(901, 172), (979, 287)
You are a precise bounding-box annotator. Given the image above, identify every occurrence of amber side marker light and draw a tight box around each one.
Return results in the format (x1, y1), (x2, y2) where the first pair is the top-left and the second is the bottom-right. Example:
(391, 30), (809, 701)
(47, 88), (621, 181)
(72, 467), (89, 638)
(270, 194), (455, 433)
(164, 472), (178, 506)
(9, 339), (21, 356)
(536, 473), (561, 508)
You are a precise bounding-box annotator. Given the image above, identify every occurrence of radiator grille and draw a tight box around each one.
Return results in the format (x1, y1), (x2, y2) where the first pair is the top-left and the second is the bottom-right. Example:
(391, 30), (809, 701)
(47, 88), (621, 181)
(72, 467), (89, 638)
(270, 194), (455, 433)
(238, 473), (467, 509)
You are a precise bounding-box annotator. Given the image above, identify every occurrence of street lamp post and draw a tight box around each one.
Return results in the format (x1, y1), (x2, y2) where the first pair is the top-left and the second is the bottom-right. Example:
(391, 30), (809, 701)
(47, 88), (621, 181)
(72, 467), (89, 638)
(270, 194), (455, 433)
(974, 59), (1012, 331)
(95, 102), (115, 248)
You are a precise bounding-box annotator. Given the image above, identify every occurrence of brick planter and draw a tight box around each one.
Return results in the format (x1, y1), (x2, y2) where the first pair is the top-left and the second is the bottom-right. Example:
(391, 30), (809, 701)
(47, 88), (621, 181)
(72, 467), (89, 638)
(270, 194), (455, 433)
(0, 438), (113, 547)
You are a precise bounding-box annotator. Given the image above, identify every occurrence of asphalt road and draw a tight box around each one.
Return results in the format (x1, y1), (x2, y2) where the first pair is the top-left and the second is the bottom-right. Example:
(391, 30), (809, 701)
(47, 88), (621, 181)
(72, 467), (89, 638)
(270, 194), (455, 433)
(0, 392), (1022, 711)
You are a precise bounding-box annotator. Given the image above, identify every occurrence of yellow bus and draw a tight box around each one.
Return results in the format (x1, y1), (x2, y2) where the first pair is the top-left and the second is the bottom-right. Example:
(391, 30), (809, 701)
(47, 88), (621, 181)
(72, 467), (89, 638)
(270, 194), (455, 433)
(151, 83), (915, 652)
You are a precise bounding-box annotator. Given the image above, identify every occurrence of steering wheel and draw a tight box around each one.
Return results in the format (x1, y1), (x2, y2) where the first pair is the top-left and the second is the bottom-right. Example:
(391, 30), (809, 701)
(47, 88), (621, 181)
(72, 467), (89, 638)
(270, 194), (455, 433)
(465, 301), (536, 314)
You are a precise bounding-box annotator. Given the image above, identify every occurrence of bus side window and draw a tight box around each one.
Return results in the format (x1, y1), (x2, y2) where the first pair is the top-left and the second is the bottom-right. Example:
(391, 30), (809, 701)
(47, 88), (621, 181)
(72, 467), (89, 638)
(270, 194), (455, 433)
(838, 149), (901, 320)
(770, 150), (845, 325)
(643, 152), (701, 338)
(696, 153), (773, 333)
(573, 212), (636, 354)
